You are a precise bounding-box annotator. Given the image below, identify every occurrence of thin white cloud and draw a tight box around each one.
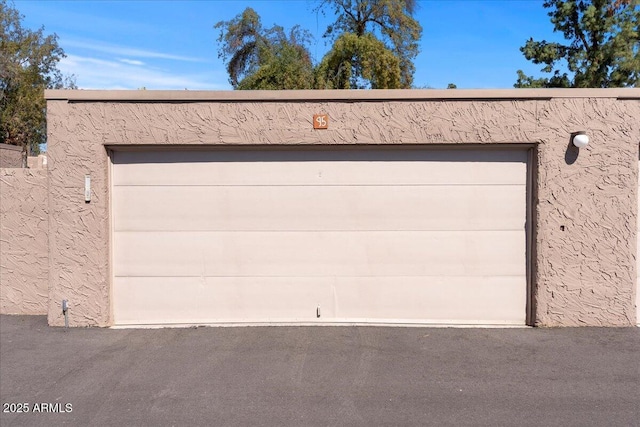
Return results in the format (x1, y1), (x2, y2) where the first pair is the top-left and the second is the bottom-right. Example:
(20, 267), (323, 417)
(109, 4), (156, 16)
(64, 39), (208, 63)
(119, 58), (145, 66)
(59, 54), (230, 90)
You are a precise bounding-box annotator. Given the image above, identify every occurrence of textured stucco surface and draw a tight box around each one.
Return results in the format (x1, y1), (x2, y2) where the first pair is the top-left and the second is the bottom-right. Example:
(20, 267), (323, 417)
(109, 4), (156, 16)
(27, 155), (47, 169)
(0, 168), (48, 314)
(45, 91), (640, 327)
(0, 144), (23, 168)
(535, 98), (639, 326)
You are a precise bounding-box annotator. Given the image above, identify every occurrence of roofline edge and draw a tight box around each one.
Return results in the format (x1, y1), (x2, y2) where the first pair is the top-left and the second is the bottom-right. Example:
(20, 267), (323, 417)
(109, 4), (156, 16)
(45, 88), (640, 102)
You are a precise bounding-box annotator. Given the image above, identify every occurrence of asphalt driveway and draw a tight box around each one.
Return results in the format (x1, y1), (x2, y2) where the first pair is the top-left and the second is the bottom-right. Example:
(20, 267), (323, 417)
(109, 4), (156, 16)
(0, 315), (638, 426)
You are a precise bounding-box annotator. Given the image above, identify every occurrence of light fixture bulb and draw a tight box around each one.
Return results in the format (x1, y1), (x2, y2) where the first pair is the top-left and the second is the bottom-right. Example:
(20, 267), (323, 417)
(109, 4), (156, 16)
(573, 132), (589, 148)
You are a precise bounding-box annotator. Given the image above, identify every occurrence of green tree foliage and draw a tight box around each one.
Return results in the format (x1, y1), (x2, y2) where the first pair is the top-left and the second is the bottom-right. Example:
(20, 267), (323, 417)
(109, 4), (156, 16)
(215, 8), (314, 89)
(1, 0), (75, 156)
(317, 0), (422, 88)
(216, 2), (422, 90)
(236, 29), (315, 90)
(515, 0), (640, 88)
(315, 33), (400, 88)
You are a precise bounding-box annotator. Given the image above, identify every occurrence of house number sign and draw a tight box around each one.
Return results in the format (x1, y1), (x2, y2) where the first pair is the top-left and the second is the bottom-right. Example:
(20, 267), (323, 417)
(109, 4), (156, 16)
(313, 114), (329, 129)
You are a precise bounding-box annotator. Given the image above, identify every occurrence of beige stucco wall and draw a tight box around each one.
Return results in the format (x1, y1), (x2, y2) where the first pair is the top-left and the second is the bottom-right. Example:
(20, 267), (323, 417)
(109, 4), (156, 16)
(27, 155), (47, 169)
(0, 143), (23, 168)
(0, 168), (49, 314)
(45, 89), (640, 327)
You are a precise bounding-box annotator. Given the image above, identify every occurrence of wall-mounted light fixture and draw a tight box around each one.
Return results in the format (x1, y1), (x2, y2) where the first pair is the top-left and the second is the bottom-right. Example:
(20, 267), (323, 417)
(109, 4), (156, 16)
(572, 131), (589, 148)
(84, 175), (91, 203)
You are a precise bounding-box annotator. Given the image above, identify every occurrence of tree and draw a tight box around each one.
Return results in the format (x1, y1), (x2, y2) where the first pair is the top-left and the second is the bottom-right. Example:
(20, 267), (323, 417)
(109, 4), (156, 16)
(515, 0), (640, 88)
(215, 8), (314, 89)
(316, 0), (422, 88)
(1, 0), (75, 157)
(236, 28), (315, 90)
(216, 3), (422, 90)
(315, 33), (401, 88)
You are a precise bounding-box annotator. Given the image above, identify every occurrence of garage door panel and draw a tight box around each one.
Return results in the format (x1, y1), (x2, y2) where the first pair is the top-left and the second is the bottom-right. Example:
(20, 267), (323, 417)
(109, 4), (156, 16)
(113, 149), (526, 186)
(113, 185), (526, 232)
(114, 230), (525, 278)
(113, 275), (525, 325)
(113, 276), (333, 324)
(334, 276), (525, 323)
(112, 148), (528, 325)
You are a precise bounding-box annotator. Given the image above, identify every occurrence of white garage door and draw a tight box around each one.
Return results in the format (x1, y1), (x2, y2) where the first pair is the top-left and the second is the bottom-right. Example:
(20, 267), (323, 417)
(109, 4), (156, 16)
(111, 148), (529, 326)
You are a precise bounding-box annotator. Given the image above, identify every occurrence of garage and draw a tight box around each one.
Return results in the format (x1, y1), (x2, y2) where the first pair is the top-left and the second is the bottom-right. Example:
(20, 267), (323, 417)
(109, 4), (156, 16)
(111, 146), (529, 326)
(33, 89), (639, 328)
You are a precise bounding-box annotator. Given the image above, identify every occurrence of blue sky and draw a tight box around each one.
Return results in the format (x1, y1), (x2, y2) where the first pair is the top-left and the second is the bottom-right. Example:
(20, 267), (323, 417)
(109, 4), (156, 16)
(14, 0), (564, 90)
